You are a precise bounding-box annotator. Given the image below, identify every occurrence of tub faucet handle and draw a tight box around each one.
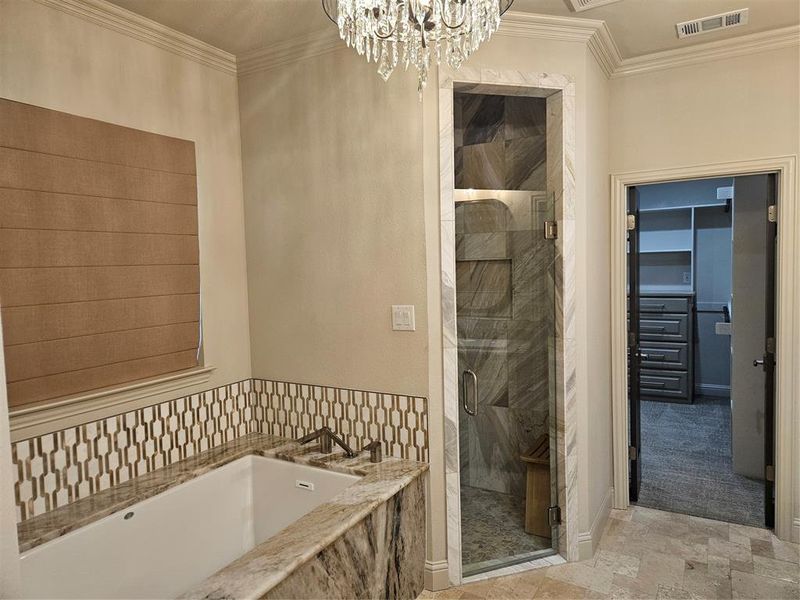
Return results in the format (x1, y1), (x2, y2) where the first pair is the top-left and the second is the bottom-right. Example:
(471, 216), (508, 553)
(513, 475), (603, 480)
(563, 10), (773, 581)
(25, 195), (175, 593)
(297, 427), (356, 458)
(363, 440), (383, 463)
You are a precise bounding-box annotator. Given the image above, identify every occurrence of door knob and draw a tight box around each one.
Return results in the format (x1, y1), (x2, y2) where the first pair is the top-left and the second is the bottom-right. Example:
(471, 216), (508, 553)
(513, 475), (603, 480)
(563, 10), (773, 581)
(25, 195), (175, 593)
(753, 359), (765, 367)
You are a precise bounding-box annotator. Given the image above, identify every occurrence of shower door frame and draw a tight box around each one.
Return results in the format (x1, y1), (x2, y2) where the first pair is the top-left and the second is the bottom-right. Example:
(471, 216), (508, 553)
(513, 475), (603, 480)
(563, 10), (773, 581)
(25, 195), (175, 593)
(438, 67), (579, 585)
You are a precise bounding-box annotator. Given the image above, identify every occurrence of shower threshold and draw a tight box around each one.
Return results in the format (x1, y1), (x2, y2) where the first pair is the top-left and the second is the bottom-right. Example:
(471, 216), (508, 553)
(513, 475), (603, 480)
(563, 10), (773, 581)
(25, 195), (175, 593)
(462, 546), (559, 579)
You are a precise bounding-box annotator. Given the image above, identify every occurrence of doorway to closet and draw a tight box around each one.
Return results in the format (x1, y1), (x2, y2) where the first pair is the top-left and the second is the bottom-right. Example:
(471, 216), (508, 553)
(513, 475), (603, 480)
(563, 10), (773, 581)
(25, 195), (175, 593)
(627, 174), (777, 529)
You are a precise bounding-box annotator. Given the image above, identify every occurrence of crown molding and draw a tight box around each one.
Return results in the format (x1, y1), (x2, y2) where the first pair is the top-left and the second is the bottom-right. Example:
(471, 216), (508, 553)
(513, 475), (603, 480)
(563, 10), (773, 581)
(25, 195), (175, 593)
(31, 0), (237, 75)
(612, 24), (800, 78)
(237, 29), (343, 77)
(35, 0), (797, 82)
(499, 11), (604, 42)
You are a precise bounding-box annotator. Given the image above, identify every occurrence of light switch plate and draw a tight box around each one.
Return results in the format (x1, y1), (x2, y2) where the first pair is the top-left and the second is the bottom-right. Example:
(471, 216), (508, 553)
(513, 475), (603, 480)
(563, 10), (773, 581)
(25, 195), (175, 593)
(392, 305), (416, 331)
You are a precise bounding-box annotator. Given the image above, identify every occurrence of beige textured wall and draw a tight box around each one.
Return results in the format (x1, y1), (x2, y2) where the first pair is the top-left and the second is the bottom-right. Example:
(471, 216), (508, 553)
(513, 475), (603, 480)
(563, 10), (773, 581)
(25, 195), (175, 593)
(238, 51), (429, 397)
(0, 0), (252, 431)
(610, 46), (800, 541)
(583, 48), (613, 538)
(610, 48), (799, 171)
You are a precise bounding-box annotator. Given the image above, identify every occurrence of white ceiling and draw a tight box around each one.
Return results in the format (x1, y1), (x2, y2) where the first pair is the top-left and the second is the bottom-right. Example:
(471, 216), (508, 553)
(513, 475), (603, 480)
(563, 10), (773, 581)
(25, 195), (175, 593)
(108, 0), (800, 58)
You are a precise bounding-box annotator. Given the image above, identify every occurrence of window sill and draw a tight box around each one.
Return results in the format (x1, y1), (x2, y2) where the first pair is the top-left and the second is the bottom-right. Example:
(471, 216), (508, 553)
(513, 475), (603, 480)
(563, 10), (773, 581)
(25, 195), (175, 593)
(9, 366), (215, 441)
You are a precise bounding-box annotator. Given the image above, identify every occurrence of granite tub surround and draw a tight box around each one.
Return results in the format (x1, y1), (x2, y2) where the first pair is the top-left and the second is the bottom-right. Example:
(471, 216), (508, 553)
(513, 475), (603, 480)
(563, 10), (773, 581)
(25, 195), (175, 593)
(12, 379), (253, 522)
(251, 378), (429, 462)
(177, 436), (427, 600)
(262, 476), (425, 600)
(18, 432), (428, 599)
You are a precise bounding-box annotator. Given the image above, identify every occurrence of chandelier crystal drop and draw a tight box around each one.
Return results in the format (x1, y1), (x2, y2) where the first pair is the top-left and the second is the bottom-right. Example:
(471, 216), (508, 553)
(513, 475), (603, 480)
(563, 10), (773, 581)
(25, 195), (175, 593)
(322, 0), (515, 92)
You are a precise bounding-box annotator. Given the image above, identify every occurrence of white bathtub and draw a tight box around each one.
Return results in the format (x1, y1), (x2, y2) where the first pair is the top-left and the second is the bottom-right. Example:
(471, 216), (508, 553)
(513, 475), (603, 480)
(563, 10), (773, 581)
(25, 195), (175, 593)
(19, 455), (360, 599)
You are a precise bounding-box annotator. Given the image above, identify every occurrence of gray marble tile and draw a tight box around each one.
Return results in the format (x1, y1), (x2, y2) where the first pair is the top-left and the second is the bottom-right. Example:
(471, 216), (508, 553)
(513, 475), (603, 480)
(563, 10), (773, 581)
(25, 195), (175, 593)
(505, 95), (547, 141)
(458, 93), (505, 146)
(458, 139), (506, 190)
(505, 135), (547, 191)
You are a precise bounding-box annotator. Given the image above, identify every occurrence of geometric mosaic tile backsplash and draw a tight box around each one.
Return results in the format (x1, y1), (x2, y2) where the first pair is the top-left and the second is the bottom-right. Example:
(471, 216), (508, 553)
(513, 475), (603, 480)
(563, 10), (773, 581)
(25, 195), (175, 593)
(251, 378), (428, 464)
(11, 378), (429, 523)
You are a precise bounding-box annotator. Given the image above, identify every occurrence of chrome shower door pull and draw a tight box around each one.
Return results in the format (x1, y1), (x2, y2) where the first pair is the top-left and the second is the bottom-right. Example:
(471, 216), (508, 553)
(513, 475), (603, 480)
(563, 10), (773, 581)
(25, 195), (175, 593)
(462, 369), (478, 416)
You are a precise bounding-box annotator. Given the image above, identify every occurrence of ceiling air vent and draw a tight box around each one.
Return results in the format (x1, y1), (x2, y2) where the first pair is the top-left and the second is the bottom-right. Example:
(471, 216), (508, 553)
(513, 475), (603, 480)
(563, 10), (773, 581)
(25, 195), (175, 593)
(565, 0), (623, 12)
(676, 8), (749, 39)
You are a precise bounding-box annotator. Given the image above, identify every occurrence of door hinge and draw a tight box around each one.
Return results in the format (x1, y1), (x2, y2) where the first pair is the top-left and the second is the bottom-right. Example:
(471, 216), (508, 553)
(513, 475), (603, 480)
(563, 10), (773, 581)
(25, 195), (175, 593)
(627, 214), (636, 230)
(768, 205), (777, 223)
(629, 446), (638, 460)
(765, 465), (775, 482)
(544, 221), (558, 240)
(548, 505), (562, 526)
(766, 337), (776, 354)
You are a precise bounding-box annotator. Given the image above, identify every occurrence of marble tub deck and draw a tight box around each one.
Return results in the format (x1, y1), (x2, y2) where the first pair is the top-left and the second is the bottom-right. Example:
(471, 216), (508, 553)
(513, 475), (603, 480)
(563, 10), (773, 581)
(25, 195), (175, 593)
(17, 432), (428, 599)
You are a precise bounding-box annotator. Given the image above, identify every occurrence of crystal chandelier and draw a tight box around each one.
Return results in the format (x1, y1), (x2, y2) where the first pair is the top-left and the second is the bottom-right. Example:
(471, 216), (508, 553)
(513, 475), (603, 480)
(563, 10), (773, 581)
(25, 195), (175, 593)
(322, 0), (515, 92)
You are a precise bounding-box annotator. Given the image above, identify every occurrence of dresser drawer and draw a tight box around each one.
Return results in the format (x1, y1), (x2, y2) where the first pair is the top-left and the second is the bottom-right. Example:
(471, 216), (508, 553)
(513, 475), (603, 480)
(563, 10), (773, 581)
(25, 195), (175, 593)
(640, 369), (689, 401)
(639, 341), (689, 371)
(640, 296), (691, 314)
(639, 314), (688, 342)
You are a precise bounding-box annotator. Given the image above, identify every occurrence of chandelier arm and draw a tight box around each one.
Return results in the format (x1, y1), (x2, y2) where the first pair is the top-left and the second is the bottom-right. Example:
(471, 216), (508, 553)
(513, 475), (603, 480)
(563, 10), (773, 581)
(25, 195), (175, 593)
(321, 0), (336, 24)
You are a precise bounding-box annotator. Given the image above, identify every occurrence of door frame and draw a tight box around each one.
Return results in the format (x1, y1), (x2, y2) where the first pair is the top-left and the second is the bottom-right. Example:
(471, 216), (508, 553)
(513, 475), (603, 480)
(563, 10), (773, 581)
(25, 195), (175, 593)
(610, 156), (798, 541)
(437, 66), (580, 586)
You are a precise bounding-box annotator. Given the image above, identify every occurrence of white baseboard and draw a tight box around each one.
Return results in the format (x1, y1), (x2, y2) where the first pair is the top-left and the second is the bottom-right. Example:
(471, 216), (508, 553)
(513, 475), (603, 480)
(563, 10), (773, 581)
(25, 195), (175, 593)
(694, 384), (730, 397)
(424, 559), (450, 591)
(578, 487), (614, 561)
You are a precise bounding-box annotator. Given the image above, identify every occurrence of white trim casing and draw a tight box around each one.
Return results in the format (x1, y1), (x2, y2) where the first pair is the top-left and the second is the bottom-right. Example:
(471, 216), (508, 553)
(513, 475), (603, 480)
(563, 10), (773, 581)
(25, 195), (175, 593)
(578, 487), (614, 561)
(610, 156), (798, 542)
(9, 367), (215, 442)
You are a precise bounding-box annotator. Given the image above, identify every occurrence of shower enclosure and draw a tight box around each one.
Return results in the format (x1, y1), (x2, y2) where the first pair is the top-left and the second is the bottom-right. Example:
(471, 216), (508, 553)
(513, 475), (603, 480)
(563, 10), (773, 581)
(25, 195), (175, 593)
(453, 91), (559, 577)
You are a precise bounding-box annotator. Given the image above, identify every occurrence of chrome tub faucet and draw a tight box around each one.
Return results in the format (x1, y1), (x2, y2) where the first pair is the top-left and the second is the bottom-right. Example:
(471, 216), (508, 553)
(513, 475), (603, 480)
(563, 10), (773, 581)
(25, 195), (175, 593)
(297, 427), (356, 458)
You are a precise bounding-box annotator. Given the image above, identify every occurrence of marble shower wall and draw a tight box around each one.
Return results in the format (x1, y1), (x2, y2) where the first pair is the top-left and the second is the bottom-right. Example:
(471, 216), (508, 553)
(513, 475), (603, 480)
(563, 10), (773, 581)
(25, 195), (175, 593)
(454, 94), (547, 191)
(455, 190), (554, 499)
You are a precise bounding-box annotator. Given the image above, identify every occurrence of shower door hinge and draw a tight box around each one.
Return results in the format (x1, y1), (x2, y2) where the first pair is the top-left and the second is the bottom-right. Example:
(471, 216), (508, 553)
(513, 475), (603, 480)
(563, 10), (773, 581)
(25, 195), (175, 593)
(544, 221), (558, 240)
(548, 506), (562, 526)
(765, 465), (775, 482)
(628, 445), (638, 460)
(768, 204), (777, 223)
(627, 214), (636, 230)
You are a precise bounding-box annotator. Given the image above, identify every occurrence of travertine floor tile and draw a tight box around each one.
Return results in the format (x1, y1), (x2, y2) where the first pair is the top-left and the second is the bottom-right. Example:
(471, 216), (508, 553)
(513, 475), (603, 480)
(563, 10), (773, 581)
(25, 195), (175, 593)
(593, 549), (641, 578)
(752, 554), (800, 583)
(422, 506), (800, 600)
(655, 584), (703, 599)
(547, 562), (613, 594)
(535, 576), (591, 599)
(731, 570), (800, 599)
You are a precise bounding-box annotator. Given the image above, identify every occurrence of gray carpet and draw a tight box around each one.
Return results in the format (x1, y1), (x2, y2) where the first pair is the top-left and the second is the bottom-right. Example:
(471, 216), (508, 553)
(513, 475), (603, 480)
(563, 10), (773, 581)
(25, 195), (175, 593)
(460, 485), (552, 571)
(637, 395), (765, 527)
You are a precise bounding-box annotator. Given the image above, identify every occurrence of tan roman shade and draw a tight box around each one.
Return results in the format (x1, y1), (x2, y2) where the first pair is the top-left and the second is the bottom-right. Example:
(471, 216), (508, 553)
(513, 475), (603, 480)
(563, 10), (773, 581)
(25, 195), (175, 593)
(0, 99), (201, 410)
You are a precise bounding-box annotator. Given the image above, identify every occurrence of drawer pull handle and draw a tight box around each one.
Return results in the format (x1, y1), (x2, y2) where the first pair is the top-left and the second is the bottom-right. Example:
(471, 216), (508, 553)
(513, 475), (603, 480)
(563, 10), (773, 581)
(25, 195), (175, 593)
(641, 326), (666, 332)
(643, 303), (666, 310)
(642, 380), (667, 388)
(647, 354), (666, 360)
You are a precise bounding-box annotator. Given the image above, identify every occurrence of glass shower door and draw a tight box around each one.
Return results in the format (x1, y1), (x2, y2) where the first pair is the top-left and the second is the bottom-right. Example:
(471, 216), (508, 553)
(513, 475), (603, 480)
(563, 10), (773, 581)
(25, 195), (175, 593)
(455, 191), (558, 577)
